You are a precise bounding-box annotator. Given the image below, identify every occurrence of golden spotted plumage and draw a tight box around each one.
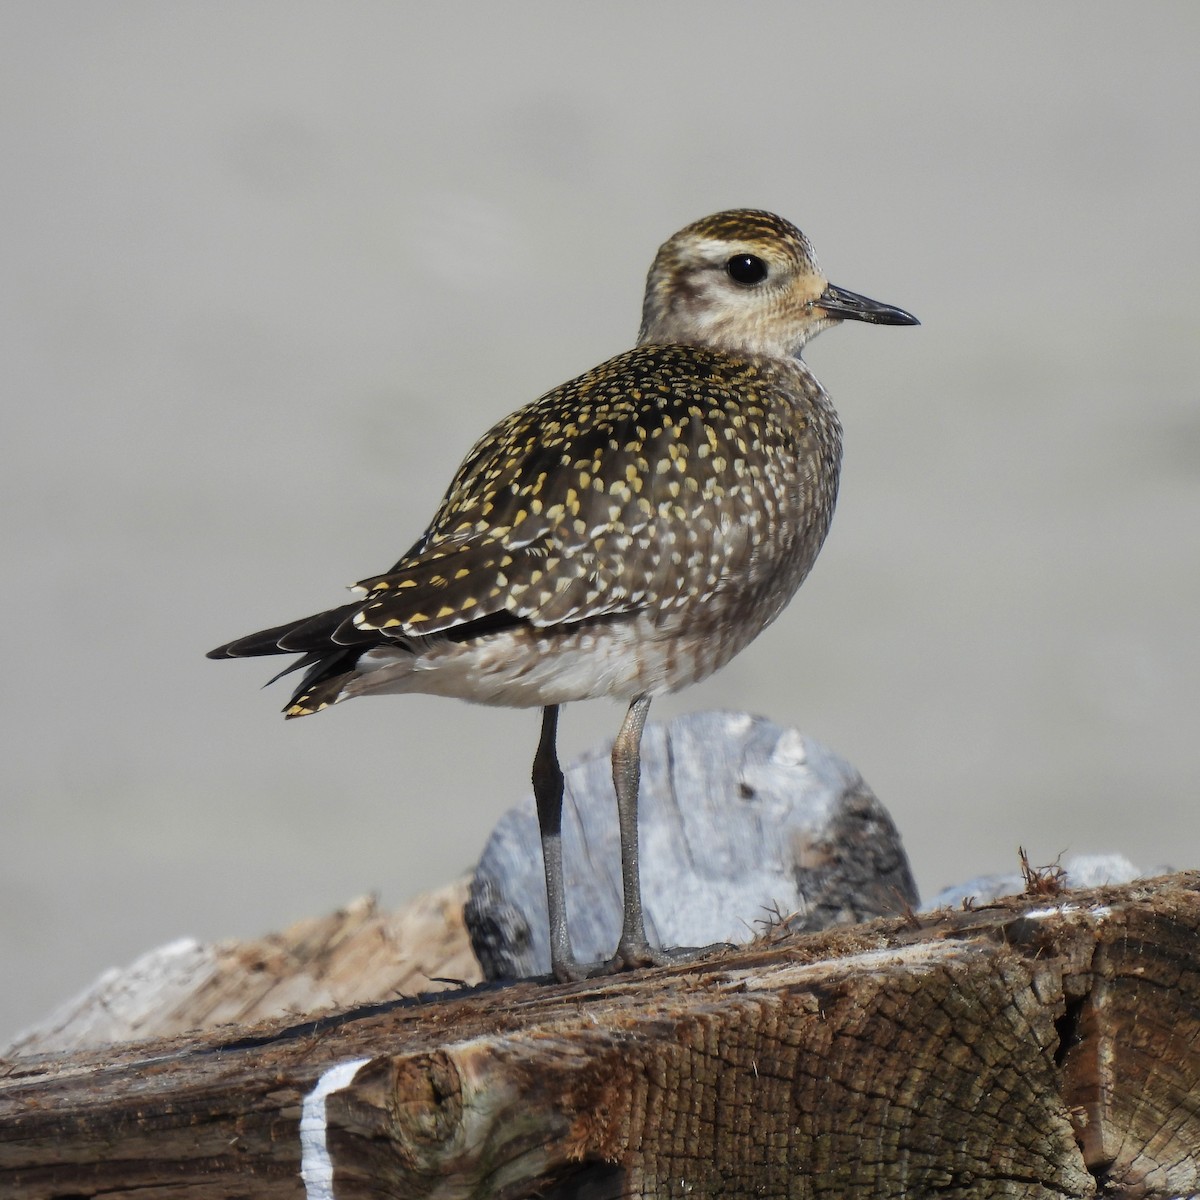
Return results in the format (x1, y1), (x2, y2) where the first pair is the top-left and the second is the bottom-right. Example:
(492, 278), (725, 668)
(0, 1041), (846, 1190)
(348, 346), (836, 638)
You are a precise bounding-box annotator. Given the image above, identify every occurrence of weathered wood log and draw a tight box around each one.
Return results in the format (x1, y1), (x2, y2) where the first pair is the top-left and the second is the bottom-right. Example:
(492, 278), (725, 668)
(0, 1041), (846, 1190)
(3, 873), (1198, 1199)
(5, 883), (480, 1058)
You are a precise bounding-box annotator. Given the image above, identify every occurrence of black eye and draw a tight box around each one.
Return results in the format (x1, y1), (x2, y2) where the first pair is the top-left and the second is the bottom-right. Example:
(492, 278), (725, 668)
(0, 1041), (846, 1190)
(726, 254), (769, 286)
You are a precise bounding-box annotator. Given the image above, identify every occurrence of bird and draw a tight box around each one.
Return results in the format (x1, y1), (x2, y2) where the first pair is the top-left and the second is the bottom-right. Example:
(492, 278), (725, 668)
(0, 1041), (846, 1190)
(208, 208), (918, 982)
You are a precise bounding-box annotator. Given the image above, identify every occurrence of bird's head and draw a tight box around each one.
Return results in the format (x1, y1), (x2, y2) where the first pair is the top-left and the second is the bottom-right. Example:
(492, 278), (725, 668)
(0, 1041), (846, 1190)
(637, 208), (918, 359)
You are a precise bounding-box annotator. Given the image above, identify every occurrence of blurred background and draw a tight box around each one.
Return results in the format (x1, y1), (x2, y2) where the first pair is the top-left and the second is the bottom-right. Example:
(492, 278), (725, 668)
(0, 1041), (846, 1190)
(2, 2), (1197, 1042)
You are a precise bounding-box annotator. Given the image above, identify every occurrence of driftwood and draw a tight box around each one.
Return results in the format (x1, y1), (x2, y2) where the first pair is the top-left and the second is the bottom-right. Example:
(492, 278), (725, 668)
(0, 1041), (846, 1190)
(2, 872), (1198, 1199)
(5, 883), (480, 1059)
(468, 711), (919, 979)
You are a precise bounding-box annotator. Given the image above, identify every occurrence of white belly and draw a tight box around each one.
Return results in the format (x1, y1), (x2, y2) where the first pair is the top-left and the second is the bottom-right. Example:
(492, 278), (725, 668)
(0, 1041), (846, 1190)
(340, 601), (777, 710)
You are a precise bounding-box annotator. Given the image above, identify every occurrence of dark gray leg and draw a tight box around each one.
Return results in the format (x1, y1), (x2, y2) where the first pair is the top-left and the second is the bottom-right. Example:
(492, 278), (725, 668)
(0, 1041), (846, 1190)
(532, 704), (575, 982)
(536, 697), (729, 983)
(602, 694), (731, 976)
(611, 694), (657, 968)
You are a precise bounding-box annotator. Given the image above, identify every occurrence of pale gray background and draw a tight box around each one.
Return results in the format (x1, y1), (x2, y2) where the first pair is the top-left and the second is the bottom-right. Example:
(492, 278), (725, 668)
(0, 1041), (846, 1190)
(2, 2), (1197, 1041)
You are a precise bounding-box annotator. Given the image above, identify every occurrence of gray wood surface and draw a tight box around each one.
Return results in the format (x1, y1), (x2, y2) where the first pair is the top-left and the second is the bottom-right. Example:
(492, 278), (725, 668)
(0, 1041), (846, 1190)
(467, 710), (918, 978)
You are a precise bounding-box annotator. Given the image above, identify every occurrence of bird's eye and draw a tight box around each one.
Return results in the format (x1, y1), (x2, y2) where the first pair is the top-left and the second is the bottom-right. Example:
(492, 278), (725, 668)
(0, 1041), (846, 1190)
(726, 254), (769, 286)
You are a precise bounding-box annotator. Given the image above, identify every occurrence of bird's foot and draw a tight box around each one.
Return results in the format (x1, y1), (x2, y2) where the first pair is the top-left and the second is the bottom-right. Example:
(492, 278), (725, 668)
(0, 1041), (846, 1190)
(552, 940), (733, 983)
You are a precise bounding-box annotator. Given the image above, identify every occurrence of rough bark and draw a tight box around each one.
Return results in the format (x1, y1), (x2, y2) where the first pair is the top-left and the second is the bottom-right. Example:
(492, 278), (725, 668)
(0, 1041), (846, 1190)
(2, 873), (1197, 1199)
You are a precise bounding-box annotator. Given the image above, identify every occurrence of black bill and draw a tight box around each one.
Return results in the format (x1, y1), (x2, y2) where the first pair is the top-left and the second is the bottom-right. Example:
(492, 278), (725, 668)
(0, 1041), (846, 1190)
(816, 283), (919, 326)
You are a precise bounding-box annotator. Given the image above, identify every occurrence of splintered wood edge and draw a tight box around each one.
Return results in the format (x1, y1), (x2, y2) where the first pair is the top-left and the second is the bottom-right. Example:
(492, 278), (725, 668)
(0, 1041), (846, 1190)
(4, 880), (481, 1058)
(1, 873), (1197, 1200)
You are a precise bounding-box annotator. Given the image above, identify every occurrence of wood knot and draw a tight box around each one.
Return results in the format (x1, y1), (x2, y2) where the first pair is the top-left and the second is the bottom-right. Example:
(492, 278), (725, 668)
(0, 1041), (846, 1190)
(391, 1051), (464, 1149)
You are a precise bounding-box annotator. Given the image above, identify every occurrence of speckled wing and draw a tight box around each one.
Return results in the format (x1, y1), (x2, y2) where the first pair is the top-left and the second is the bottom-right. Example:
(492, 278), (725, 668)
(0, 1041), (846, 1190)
(348, 345), (807, 640)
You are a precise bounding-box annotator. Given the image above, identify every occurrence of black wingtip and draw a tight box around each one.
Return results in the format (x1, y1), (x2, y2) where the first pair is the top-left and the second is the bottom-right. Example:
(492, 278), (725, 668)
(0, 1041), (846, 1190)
(206, 603), (372, 663)
(206, 633), (279, 659)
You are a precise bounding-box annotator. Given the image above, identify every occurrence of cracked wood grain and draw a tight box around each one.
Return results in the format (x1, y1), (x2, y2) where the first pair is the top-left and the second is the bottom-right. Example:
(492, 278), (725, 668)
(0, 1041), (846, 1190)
(1, 874), (1197, 1199)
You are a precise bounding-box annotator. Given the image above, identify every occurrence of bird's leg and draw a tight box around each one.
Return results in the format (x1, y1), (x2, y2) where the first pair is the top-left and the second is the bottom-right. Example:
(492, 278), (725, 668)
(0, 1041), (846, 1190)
(537, 695), (728, 983)
(594, 694), (733, 978)
(608, 693), (658, 970)
(533, 703), (576, 982)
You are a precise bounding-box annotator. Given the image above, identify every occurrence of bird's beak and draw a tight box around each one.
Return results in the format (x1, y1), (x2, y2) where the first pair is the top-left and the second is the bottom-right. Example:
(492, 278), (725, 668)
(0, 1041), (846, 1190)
(815, 283), (919, 326)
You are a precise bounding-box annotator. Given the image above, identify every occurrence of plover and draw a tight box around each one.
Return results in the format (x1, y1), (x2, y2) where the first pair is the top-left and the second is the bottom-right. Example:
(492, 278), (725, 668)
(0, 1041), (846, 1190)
(209, 209), (918, 981)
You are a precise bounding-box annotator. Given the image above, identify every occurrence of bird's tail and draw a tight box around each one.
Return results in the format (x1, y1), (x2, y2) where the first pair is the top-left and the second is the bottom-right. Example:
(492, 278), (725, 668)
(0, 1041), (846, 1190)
(207, 601), (381, 717)
(280, 649), (367, 718)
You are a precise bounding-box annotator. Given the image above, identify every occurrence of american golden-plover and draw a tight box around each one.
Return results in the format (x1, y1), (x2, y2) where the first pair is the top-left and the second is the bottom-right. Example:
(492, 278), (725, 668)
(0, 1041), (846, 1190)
(209, 209), (918, 981)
